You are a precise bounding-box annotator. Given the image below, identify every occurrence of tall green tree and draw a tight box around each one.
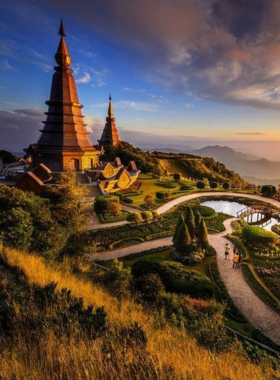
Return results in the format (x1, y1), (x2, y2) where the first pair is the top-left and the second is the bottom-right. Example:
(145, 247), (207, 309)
(174, 222), (191, 253)
(185, 207), (195, 241)
(172, 213), (185, 243)
(197, 217), (209, 250)
(195, 211), (202, 231)
(47, 170), (90, 234)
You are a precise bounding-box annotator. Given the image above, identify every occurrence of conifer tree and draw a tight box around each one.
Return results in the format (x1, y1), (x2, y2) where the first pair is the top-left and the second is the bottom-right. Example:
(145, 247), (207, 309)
(172, 213), (185, 242)
(185, 206), (195, 241)
(195, 211), (202, 230)
(174, 222), (191, 253)
(197, 217), (209, 250)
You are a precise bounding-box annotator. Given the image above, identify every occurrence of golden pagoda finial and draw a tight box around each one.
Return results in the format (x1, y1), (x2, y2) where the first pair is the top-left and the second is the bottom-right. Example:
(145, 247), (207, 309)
(55, 21), (71, 67)
(108, 93), (114, 117)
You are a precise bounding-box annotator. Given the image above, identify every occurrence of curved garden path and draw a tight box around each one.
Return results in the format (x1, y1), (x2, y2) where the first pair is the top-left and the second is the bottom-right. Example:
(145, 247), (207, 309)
(90, 192), (280, 345)
(88, 191), (280, 230)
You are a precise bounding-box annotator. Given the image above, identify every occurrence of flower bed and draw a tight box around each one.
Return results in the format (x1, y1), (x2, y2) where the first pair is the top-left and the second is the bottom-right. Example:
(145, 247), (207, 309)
(242, 263), (280, 312)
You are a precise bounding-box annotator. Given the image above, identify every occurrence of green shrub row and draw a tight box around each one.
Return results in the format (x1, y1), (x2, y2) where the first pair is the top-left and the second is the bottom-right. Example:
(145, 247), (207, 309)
(132, 258), (215, 299)
(209, 261), (246, 322)
(242, 264), (280, 312)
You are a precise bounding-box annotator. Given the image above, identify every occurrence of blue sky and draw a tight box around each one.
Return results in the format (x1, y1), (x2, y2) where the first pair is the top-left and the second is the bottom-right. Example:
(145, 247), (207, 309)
(1, 0), (280, 158)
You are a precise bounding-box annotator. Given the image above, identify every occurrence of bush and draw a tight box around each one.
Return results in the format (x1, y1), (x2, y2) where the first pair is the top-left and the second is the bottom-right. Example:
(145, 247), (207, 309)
(127, 212), (142, 225)
(152, 210), (160, 220)
(261, 185), (276, 198)
(141, 211), (153, 222)
(173, 173), (182, 181)
(156, 191), (170, 200)
(192, 205), (216, 219)
(94, 195), (121, 216)
(131, 259), (215, 299)
(133, 273), (165, 303)
(242, 225), (278, 247)
(210, 181), (218, 189)
(196, 181), (205, 190)
(223, 182), (230, 190)
(157, 182), (177, 189)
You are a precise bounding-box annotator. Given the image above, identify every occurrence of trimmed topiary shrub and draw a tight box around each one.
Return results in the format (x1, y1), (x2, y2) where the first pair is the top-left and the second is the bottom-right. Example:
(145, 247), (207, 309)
(131, 258), (215, 299)
(196, 181), (205, 190)
(210, 181), (218, 189)
(155, 191), (170, 200)
(141, 211), (153, 222)
(173, 173), (182, 181)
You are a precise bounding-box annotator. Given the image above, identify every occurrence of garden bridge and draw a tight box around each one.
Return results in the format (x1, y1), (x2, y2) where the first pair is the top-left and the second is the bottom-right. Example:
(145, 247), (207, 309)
(236, 205), (280, 223)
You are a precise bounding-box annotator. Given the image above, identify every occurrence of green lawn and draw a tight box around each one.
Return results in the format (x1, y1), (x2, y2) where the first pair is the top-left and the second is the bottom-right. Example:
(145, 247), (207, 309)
(126, 175), (232, 209)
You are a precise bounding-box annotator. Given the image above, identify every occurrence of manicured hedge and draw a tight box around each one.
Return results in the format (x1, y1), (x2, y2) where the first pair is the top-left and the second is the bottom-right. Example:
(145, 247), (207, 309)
(131, 258), (215, 299)
(192, 205), (217, 220)
(242, 225), (278, 247)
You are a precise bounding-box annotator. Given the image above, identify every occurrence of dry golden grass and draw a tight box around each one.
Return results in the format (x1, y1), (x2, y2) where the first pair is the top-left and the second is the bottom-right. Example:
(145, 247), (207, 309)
(0, 248), (277, 380)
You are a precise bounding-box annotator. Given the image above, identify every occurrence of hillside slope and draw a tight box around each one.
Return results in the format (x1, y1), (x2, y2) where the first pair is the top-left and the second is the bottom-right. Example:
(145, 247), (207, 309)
(101, 144), (248, 185)
(0, 247), (278, 379)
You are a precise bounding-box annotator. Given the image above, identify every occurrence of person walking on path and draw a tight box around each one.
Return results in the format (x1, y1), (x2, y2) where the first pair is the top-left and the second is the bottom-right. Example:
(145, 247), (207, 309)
(233, 253), (239, 269)
(225, 243), (230, 260)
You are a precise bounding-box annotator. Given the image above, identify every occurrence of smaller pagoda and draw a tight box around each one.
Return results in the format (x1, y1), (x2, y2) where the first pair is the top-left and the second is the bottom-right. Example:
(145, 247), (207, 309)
(98, 95), (121, 146)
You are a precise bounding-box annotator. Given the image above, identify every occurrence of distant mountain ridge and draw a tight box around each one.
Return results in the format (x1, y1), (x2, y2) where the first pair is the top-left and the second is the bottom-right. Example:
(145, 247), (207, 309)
(190, 145), (280, 184)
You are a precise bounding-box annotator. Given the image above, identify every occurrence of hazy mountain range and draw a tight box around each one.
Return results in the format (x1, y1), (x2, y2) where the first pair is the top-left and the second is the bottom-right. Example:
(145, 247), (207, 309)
(150, 145), (280, 186)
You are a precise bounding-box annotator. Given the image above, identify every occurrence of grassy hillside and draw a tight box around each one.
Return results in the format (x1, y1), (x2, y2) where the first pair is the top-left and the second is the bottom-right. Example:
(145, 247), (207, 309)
(101, 144), (247, 185)
(0, 247), (279, 379)
(154, 153), (247, 185)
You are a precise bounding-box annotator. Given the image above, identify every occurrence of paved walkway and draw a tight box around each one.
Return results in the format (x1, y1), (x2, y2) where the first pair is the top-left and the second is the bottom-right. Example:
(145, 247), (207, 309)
(91, 214), (280, 345)
(88, 191), (280, 230)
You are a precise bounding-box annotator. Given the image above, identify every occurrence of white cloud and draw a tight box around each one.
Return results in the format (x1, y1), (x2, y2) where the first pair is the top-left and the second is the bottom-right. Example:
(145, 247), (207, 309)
(76, 72), (91, 84)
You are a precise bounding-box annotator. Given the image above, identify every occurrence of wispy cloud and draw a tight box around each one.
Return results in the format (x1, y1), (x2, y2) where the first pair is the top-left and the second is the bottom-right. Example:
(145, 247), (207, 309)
(2, 60), (14, 70)
(122, 87), (146, 93)
(185, 103), (194, 109)
(76, 72), (91, 84)
(91, 100), (160, 112)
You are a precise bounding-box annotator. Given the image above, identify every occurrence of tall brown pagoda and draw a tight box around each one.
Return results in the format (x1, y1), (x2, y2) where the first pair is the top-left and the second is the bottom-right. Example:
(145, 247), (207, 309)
(25, 21), (100, 172)
(98, 95), (121, 146)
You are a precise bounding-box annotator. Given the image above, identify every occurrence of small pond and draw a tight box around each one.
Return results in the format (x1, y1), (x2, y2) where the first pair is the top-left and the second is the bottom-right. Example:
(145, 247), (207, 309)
(201, 200), (278, 231)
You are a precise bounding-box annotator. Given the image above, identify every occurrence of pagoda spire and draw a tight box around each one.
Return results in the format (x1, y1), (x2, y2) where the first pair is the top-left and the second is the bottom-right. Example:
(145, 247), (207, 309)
(59, 19), (66, 37)
(30, 21), (99, 172)
(99, 94), (121, 146)
(55, 20), (71, 67)
(107, 93), (114, 118)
